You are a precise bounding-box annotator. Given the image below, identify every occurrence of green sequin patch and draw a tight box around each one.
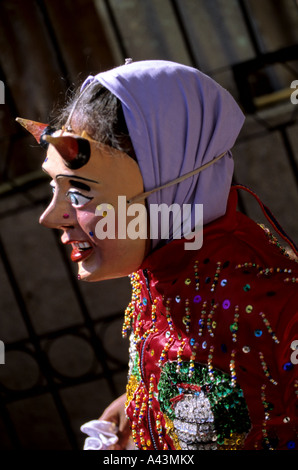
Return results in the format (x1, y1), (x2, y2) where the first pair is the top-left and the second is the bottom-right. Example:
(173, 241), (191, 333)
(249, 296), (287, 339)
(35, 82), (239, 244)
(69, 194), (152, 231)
(158, 361), (251, 444)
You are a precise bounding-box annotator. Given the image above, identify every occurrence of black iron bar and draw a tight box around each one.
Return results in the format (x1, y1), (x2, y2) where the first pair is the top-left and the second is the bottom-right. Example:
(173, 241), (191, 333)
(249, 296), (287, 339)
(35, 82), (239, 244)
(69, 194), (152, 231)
(0, 235), (79, 449)
(238, 0), (263, 57)
(51, 229), (120, 400)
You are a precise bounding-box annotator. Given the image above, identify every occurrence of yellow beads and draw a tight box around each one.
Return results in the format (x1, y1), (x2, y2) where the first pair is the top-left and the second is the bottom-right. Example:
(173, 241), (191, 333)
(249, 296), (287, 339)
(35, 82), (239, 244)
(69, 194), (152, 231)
(122, 272), (142, 337)
(159, 336), (174, 367)
(217, 433), (246, 450)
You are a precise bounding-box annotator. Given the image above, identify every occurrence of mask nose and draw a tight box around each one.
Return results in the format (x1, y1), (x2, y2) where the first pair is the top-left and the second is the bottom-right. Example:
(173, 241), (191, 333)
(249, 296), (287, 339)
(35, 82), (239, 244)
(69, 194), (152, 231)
(39, 198), (75, 229)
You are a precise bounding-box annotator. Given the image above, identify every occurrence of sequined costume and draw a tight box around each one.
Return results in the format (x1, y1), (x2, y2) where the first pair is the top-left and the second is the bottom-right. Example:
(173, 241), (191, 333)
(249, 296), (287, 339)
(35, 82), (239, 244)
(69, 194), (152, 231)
(123, 187), (298, 451)
(16, 59), (296, 451)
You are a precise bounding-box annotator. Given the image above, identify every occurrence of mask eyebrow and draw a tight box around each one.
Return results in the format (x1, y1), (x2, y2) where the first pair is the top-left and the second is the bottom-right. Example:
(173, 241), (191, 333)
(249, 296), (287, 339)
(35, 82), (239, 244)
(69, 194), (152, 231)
(68, 179), (91, 191)
(55, 174), (100, 184)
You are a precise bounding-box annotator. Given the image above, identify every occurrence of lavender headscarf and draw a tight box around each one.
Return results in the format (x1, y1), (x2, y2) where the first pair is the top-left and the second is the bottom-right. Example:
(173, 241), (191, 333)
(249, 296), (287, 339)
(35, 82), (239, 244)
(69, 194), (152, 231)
(81, 60), (245, 248)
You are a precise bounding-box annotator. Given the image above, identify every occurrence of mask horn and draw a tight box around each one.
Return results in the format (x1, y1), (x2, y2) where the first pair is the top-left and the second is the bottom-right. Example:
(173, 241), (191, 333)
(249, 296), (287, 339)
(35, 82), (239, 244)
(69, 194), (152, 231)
(15, 117), (55, 147)
(41, 134), (91, 170)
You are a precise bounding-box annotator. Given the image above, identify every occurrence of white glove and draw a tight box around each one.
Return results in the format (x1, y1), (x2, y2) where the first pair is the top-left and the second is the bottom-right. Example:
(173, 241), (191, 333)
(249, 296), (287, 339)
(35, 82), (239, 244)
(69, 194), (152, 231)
(80, 420), (119, 450)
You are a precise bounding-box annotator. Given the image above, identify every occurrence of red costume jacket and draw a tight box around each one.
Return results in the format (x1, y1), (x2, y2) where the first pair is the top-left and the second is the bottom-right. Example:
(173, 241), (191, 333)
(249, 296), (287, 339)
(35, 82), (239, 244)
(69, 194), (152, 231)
(123, 187), (298, 450)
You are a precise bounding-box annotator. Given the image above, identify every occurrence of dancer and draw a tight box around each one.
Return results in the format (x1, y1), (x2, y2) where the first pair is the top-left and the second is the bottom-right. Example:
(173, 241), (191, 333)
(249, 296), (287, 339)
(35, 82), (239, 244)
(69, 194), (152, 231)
(17, 60), (298, 450)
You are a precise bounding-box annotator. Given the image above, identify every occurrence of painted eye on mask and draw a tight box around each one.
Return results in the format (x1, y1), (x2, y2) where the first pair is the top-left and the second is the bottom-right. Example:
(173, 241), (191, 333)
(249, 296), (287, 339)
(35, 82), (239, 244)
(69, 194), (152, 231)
(66, 189), (93, 208)
(50, 181), (56, 195)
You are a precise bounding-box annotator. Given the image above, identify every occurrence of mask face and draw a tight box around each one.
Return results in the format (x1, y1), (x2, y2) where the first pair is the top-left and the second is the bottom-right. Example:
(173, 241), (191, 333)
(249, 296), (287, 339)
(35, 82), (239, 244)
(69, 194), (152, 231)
(39, 130), (149, 281)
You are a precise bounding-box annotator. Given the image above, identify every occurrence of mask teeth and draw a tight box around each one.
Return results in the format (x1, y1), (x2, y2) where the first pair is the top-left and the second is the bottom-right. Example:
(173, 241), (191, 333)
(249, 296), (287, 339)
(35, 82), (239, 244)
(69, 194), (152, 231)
(15, 117), (49, 143)
(41, 134), (91, 170)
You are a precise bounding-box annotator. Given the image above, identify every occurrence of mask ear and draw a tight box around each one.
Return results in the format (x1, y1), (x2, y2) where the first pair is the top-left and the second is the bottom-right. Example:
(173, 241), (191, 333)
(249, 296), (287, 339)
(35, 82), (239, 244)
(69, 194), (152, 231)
(15, 117), (56, 147)
(41, 134), (91, 169)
